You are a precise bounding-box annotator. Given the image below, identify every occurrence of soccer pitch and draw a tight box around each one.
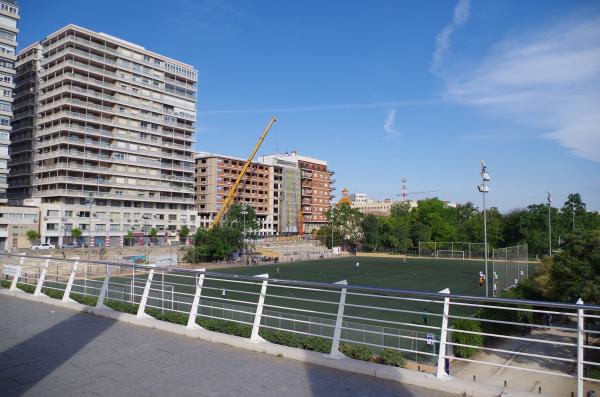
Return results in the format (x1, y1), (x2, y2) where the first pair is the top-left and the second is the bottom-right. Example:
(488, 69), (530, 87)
(141, 256), (495, 331)
(218, 256), (488, 296)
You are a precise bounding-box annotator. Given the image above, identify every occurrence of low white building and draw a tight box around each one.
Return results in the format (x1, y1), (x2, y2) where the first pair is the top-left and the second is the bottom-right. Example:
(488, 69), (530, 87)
(0, 204), (40, 250)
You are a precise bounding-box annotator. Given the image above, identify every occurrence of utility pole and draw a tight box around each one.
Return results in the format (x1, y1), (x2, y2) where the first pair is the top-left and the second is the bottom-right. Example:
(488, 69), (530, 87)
(547, 191), (552, 256)
(477, 161), (490, 297)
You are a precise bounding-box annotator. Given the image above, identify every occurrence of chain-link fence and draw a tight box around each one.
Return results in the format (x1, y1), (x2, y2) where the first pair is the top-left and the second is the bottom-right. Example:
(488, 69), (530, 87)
(418, 242), (487, 260)
(492, 244), (529, 294)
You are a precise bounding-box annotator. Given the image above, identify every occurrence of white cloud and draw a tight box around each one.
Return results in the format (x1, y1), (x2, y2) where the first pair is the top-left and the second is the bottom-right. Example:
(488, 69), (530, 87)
(445, 17), (600, 162)
(431, 0), (471, 73)
(383, 109), (400, 135)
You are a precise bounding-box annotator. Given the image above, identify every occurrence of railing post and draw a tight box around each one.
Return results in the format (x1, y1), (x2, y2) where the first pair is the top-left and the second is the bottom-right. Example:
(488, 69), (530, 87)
(250, 273), (269, 343)
(187, 269), (206, 329)
(96, 265), (113, 308)
(437, 288), (451, 378)
(576, 298), (584, 397)
(136, 265), (155, 318)
(9, 253), (25, 291)
(62, 257), (80, 302)
(330, 279), (348, 359)
(33, 256), (51, 296)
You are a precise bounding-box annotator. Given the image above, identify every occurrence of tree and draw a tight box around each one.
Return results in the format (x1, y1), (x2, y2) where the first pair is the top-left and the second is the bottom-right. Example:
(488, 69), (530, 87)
(550, 231), (600, 304)
(361, 214), (381, 251)
(326, 202), (364, 248)
(26, 229), (40, 244)
(187, 224), (242, 262)
(179, 225), (190, 238)
(124, 230), (133, 247)
(410, 222), (431, 245)
(224, 204), (260, 237)
(149, 228), (158, 238)
(70, 228), (82, 240)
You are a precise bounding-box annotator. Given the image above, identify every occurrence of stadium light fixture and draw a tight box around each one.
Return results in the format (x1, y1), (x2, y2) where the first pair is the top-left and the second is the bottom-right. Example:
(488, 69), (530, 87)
(477, 161), (490, 297)
(547, 191), (552, 257)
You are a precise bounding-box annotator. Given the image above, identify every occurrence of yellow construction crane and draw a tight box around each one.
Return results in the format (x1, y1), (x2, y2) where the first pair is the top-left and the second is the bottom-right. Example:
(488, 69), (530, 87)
(210, 116), (277, 228)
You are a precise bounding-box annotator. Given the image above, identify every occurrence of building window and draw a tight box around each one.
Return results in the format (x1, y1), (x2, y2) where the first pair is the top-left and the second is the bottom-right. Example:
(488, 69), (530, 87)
(46, 223), (58, 231)
(96, 224), (106, 232)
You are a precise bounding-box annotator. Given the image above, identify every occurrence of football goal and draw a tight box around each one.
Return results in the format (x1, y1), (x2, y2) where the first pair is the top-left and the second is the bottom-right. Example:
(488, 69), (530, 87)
(435, 250), (465, 260)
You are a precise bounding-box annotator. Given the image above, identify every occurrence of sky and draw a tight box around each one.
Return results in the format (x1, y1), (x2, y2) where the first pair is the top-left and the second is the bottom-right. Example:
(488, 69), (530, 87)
(15, 0), (600, 212)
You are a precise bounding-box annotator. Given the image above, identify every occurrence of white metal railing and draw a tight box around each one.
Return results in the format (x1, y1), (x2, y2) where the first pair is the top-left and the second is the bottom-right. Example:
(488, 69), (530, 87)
(0, 253), (598, 397)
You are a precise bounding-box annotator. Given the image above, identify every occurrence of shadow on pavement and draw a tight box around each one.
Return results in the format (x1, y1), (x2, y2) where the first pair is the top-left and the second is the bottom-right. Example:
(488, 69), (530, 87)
(0, 307), (114, 397)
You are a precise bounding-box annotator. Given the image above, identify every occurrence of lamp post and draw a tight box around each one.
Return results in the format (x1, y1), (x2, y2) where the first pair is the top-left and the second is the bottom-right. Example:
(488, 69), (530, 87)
(477, 161), (490, 297)
(330, 207), (335, 253)
(142, 214), (151, 264)
(241, 202), (248, 256)
(572, 201), (575, 232)
(86, 192), (95, 295)
(547, 191), (552, 256)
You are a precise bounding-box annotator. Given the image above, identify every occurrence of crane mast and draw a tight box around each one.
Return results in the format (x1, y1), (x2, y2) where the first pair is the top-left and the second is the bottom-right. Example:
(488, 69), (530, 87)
(210, 116), (277, 228)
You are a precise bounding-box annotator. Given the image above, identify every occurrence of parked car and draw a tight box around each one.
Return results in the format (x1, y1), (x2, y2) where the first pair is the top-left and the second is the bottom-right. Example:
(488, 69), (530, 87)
(61, 242), (81, 249)
(31, 242), (55, 250)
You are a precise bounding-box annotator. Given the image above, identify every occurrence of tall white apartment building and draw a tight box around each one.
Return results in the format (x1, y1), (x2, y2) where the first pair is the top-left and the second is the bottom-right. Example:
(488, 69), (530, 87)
(11, 25), (197, 247)
(0, 0), (19, 203)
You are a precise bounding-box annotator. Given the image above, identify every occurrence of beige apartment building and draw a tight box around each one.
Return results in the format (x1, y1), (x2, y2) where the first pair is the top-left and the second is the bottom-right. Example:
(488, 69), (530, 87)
(195, 152), (278, 235)
(0, 0), (19, 203)
(9, 25), (197, 247)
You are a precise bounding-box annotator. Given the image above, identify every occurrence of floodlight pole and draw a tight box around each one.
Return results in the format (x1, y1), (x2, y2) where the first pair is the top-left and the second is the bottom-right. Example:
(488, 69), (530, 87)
(547, 191), (552, 256)
(478, 161), (490, 297)
(330, 208), (335, 250)
(241, 203), (248, 256)
(572, 202), (575, 232)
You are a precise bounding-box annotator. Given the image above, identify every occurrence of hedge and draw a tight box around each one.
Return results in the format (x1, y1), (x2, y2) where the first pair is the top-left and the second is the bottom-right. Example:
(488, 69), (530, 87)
(451, 319), (483, 359)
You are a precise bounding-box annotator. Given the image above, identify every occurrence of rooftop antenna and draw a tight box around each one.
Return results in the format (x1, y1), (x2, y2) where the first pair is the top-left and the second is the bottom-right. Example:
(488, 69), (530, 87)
(401, 177), (408, 202)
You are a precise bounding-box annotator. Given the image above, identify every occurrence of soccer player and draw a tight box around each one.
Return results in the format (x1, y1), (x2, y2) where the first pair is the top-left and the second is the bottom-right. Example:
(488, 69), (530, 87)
(356, 262), (360, 267)
(221, 289), (226, 298)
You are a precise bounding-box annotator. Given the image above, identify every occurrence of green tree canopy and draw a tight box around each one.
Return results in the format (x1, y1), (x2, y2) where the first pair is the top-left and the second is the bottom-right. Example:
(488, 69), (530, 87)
(26, 229), (40, 243)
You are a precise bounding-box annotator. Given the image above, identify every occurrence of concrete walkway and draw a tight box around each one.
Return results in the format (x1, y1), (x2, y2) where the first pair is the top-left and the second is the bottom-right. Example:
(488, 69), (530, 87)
(0, 295), (453, 397)
(451, 327), (598, 397)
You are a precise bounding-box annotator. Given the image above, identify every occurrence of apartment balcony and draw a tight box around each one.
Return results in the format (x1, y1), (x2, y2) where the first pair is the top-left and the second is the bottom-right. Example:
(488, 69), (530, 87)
(33, 188), (194, 204)
(37, 124), (113, 139)
(34, 175), (192, 193)
(301, 172), (313, 179)
(42, 72), (116, 92)
(39, 84), (115, 104)
(302, 189), (313, 196)
(35, 136), (111, 151)
(328, 169), (335, 175)
(35, 149), (113, 162)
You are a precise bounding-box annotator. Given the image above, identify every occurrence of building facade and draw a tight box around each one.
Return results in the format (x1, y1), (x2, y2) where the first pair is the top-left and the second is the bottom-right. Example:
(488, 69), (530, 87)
(195, 152), (278, 235)
(10, 25), (197, 246)
(259, 151), (334, 234)
(0, 203), (39, 250)
(0, 0), (19, 203)
(8, 43), (40, 201)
